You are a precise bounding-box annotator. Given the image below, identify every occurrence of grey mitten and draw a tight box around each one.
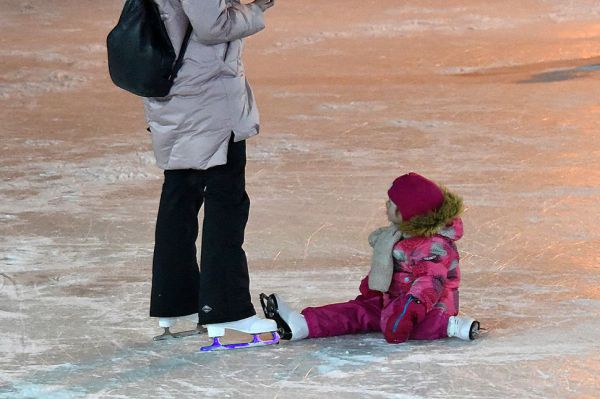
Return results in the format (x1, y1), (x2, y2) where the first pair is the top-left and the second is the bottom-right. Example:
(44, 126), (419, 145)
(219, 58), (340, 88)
(368, 226), (387, 248)
(368, 225), (402, 292)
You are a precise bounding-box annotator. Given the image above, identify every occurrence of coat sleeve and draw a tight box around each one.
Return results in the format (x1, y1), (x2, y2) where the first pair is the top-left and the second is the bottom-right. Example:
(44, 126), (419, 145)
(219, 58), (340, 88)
(406, 237), (457, 313)
(181, 0), (265, 45)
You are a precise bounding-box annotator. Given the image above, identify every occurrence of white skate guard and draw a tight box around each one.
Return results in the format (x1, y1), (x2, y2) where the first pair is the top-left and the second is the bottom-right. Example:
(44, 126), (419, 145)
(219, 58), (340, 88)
(153, 313), (206, 341)
(200, 315), (279, 351)
(447, 315), (481, 340)
(260, 293), (309, 341)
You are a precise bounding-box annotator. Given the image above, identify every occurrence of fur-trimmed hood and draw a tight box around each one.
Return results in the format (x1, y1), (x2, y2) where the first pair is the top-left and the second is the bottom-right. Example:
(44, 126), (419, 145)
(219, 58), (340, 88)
(395, 188), (464, 237)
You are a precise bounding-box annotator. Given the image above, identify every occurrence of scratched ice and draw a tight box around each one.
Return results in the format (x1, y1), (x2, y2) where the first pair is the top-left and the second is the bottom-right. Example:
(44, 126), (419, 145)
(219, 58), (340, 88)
(1, 0), (599, 398)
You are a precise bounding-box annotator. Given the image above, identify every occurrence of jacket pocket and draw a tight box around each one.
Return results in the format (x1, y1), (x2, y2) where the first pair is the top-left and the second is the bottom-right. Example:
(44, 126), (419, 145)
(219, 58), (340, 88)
(217, 40), (241, 75)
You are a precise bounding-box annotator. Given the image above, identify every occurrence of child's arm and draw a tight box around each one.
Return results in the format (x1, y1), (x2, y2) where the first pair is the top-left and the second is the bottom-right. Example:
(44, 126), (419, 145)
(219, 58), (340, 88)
(406, 237), (458, 313)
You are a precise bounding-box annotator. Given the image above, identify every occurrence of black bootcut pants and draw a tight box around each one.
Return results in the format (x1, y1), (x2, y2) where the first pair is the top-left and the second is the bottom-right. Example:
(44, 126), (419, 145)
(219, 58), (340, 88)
(150, 136), (256, 325)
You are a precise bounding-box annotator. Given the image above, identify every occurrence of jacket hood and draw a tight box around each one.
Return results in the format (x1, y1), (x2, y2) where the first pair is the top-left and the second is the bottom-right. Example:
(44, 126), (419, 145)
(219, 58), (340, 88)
(395, 187), (464, 238)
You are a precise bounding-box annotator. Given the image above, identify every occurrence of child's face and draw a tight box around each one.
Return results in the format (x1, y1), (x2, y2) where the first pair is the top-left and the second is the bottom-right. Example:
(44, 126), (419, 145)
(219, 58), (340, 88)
(386, 200), (403, 224)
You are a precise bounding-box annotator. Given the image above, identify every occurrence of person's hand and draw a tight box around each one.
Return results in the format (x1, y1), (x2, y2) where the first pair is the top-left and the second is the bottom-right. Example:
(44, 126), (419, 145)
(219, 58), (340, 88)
(368, 226), (387, 248)
(252, 0), (275, 12)
(383, 296), (426, 343)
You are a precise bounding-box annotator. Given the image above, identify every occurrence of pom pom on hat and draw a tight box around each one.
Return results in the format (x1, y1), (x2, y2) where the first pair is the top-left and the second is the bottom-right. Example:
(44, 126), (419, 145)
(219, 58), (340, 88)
(387, 172), (444, 221)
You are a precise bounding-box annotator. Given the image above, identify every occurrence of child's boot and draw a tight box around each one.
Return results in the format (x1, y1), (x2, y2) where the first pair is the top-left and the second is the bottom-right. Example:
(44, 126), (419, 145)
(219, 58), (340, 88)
(260, 293), (309, 341)
(447, 315), (480, 340)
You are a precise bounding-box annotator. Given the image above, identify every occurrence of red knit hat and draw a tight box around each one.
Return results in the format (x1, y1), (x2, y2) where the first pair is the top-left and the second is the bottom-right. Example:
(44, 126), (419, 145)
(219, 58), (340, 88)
(387, 172), (444, 221)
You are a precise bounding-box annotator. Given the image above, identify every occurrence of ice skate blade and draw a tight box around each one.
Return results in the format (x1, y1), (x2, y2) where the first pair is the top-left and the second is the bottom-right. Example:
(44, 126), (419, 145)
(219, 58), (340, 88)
(470, 326), (488, 340)
(260, 293), (293, 340)
(153, 325), (207, 341)
(469, 321), (481, 340)
(200, 332), (280, 352)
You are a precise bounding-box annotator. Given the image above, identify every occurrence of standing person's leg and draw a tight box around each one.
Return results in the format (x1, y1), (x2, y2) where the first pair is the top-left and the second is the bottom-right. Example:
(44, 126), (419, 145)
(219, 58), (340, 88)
(150, 170), (203, 318)
(197, 136), (255, 324)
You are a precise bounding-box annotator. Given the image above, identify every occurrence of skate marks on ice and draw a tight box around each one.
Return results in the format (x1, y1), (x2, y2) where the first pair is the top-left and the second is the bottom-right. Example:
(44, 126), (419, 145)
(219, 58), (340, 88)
(0, 331), (277, 398)
(263, 1), (600, 56)
(0, 45), (109, 101)
(0, 334), (593, 399)
(237, 328), (592, 398)
(263, 6), (525, 54)
(0, 265), (599, 398)
(256, 268), (600, 398)
(1, 146), (159, 213)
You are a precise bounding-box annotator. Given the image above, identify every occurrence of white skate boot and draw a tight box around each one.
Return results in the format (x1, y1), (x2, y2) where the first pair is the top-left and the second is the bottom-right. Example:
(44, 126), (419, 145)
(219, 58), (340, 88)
(447, 315), (481, 340)
(153, 313), (206, 341)
(201, 315), (280, 351)
(260, 293), (309, 341)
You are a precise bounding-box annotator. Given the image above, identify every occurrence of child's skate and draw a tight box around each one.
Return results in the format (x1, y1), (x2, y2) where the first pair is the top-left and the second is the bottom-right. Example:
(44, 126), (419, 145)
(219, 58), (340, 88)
(447, 315), (482, 340)
(153, 314), (206, 341)
(200, 315), (280, 351)
(260, 293), (309, 341)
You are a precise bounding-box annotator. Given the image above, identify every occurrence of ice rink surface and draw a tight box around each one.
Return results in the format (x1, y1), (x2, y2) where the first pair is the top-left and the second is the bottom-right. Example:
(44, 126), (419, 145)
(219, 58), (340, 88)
(1, 0), (599, 397)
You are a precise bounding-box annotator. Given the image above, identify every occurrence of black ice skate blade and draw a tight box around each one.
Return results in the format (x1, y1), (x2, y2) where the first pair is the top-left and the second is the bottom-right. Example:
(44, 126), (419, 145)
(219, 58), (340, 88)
(153, 325), (207, 341)
(469, 322), (489, 340)
(259, 293), (293, 340)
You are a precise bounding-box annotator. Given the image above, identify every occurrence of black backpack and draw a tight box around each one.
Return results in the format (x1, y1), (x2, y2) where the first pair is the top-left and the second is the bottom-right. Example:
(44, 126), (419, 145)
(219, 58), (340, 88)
(107, 0), (192, 97)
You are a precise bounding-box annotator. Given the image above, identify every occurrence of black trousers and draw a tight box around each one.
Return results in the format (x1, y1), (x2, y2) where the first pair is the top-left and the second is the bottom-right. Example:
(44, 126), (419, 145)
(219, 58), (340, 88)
(150, 136), (256, 324)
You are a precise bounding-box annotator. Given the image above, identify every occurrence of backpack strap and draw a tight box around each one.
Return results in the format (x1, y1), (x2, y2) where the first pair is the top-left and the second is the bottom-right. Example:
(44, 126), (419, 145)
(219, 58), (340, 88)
(169, 23), (193, 82)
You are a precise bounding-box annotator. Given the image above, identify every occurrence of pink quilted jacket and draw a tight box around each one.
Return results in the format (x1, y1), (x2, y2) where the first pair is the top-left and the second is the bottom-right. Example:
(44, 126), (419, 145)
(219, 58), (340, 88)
(362, 218), (463, 315)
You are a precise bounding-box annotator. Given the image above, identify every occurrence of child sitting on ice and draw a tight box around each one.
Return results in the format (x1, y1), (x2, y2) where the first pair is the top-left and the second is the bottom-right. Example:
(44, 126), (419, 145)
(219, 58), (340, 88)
(260, 172), (480, 343)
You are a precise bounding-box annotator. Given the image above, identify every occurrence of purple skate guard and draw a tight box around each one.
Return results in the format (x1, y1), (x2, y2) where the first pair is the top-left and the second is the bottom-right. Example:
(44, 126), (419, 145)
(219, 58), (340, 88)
(200, 331), (280, 352)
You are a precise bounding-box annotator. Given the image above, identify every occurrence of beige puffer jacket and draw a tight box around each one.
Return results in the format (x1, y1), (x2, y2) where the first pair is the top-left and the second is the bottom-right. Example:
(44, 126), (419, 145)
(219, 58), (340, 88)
(143, 0), (265, 170)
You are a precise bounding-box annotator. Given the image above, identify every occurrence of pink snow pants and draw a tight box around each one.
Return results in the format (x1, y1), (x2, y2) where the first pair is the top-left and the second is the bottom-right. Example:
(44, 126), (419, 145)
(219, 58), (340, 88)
(301, 279), (450, 342)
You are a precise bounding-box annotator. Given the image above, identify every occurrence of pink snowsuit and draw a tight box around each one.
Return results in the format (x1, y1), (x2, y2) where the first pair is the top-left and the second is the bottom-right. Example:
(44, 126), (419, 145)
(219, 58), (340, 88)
(301, 218), (463, 342)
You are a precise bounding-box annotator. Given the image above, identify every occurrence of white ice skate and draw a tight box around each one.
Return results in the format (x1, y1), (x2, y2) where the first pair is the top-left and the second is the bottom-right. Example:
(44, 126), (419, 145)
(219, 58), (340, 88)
(153, 313), (206, 341)
(200, 315), (280, 351)
(260, 293), (309, 341)
(447, 315), (481, 340)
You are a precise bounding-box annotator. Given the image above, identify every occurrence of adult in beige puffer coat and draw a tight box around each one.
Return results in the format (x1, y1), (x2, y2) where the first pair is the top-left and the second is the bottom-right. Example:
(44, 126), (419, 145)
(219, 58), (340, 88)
(148, 0), (276, 336)
(145, 0), (267, 170)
